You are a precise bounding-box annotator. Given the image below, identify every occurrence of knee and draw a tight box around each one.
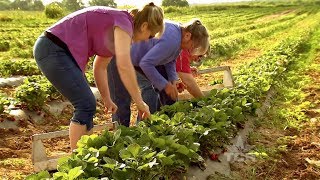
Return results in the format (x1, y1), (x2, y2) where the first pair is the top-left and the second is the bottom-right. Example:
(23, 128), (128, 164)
(72, 96), (97, 130)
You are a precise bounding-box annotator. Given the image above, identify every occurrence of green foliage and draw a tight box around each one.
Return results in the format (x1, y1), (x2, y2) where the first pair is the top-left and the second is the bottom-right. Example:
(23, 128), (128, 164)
(0, 41), (10, 52)
(162, 0), (189, 7)
(0, 93), (10, 113)
(27, 11), (317, 176)
(9, 0), (44, 11)
(62, 0), (84, 12)
(0, 0), (11, 10)
(15, 80), (47, 111)
(89, 0), (116, 7)
(14, 75), (60, 110)
(33, 0), (44, 11)
(85, 70), (95, 86)
(0, 59), (40, 77)
(44, 2), (64, 19)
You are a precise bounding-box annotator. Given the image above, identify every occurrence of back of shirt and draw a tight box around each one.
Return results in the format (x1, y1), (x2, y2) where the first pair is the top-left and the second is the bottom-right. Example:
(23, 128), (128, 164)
(130, 21), (182, 90)
(48, 6), (133, 72)
(176, 49), (191, 74)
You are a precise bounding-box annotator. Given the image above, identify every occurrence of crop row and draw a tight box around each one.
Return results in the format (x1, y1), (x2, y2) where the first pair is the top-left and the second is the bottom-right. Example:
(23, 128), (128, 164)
(209, 11), (309, 58)
(26, 11), (320, 180)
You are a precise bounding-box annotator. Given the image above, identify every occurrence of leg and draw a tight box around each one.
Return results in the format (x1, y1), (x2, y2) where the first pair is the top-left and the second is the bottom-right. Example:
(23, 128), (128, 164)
(107, 57), (131, 127)
(34, 36), (96, 150)
(136, 71), (160, 115)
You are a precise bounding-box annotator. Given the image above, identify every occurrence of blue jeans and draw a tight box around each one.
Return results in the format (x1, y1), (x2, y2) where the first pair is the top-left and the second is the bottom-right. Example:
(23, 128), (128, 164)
(107, 58), (132, 127)
(108, 58), (162, 126)
(33, 35), (96, 130)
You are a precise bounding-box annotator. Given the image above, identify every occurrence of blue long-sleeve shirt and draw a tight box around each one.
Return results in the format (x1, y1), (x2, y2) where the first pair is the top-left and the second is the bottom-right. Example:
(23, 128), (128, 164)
(131, 21), (182, 91)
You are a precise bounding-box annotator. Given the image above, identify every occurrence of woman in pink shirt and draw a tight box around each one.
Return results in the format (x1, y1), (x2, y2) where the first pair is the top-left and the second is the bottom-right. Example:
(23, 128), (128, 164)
(33, 3), (164, 150)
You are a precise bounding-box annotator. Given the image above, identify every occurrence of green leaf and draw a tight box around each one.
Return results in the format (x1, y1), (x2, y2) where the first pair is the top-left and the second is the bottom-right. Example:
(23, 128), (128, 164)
(176, 145), (190, 155)
(119, 149), (132, 160)
(68, 166), (84, 180)
(26, 171), (51, 180)
(99, 146), (108, 155)
(159, 156), (174, 166)
(113, 168), (134, 180)
(87, 157), (99, 163)
(143, 151), (157, 160)
(102, 157), (118, 170)
(127, 143), (141, 158)
(154, 138), (166, 149)
(53, 172), (67, 180)
(233, 106), (242, 116)
(57, 156), (71, 172)
(113, 129), (122, 142)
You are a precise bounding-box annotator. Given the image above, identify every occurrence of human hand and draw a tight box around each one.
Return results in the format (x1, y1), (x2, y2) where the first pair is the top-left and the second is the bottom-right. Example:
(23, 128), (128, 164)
(136, 101), (150, 120)
(104, 100), (118, 114)
(191, 67), (199, 77)
(176, 82), (186, 93)
(165, 82), (178, 100)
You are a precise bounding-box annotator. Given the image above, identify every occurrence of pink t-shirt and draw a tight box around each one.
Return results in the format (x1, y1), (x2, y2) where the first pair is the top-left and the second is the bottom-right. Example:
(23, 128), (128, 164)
(176, 49), (191, 74)
(47, 6), (133, 72)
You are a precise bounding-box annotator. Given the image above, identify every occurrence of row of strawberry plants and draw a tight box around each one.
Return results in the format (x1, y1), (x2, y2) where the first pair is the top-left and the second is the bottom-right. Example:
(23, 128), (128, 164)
(0, 59), (40, 77)
(210, 9), (301, 39)
(210, 11), (308, 58)
(26, 18), (317, 180)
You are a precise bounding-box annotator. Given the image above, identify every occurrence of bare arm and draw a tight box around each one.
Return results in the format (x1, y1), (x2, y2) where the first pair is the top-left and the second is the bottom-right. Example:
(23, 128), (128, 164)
(93, 56), (118, 113)
(114, 27), (150, 118)
(178, 72), (204, 98)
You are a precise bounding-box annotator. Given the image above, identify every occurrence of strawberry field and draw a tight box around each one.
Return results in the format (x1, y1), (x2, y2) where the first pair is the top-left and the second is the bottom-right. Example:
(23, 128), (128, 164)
(1, 1), (320, 179)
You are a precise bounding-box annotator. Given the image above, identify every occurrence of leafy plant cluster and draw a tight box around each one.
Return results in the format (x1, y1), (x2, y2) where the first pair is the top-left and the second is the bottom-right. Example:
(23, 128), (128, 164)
(210, 13), (307, 58)
(0, 41), (10, 52)
(14, 75), (61, 110)
(0, 59), (41, 77)
(26, 19), (314, 179)
(0, 93), (10, 114)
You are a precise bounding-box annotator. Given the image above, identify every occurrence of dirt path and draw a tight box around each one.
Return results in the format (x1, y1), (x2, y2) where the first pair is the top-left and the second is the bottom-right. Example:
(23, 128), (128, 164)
(230, 54), (320, 179)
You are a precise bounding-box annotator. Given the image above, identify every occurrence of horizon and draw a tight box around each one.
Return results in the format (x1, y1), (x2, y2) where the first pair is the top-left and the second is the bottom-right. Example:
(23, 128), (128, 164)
(41, 0), (253, 6)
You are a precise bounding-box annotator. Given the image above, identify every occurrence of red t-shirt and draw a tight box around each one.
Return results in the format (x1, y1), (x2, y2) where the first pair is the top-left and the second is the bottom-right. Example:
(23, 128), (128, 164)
(176, 50), (191, 74)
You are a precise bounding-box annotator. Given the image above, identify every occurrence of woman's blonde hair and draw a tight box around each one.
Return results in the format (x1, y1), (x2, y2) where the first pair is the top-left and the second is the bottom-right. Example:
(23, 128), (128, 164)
(183, 19), (210, 55)
(130, 2), (164, 38)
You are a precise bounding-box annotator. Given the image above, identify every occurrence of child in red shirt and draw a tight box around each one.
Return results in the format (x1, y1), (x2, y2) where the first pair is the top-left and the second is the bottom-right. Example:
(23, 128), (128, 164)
(176, 49), (204, 98)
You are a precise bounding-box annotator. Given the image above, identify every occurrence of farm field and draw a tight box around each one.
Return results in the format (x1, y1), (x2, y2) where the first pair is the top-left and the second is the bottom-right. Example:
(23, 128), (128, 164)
(0, 1), (320, 179)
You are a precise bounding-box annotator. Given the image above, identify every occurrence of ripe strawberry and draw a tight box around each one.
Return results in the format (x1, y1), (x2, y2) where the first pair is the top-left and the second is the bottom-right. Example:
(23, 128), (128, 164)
(210, 153), (219, 161)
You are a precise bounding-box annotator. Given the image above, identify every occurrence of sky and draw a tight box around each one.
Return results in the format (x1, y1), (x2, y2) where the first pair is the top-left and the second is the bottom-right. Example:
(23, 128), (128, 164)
(42, 0), (249, 6)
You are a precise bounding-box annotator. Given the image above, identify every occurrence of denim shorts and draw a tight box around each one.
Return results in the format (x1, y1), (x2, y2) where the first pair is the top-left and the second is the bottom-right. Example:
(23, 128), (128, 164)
(33, 35), (96, 130)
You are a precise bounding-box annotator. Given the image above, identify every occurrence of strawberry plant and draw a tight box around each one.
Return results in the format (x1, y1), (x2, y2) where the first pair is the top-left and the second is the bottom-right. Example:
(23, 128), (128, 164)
(14, 75), (61, 110)
(0, 93), (9, 113)
(0, 59), (40, 77)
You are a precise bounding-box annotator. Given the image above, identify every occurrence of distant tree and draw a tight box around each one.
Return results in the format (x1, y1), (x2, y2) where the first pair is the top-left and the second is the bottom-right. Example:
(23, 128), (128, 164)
(33, 0), (44, 10)
(89, 0), (117, 7)
(11, 0), (31, 10)
(0, 0), (11, 10)
(162, 0), (189, 7)
(62, 0), (84, 12)
(45, 2), (64, 18)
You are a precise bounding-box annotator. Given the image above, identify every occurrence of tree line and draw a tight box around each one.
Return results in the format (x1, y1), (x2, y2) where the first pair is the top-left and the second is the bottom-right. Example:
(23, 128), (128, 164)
(0, 0), (189, 11)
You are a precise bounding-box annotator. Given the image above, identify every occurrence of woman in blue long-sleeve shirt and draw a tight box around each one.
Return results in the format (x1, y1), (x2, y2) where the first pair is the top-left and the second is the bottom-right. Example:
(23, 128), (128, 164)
(108, 19), (210, 127)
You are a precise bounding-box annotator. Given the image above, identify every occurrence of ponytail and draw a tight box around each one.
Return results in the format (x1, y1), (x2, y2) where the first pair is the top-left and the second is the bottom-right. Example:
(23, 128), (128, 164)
(130, 2), (164, 38)
(183, 19), (210, 55)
